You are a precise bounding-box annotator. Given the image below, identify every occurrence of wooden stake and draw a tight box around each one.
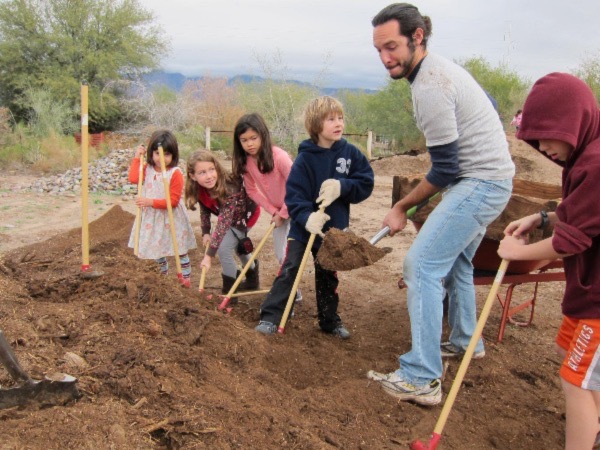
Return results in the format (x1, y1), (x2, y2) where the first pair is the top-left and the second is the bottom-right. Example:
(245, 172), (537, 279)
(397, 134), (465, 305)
(80, 82), (90, 272)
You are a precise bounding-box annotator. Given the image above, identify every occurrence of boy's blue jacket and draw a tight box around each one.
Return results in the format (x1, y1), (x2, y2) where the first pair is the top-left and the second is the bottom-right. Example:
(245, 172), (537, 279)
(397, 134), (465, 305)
(285, 138), (374, 248)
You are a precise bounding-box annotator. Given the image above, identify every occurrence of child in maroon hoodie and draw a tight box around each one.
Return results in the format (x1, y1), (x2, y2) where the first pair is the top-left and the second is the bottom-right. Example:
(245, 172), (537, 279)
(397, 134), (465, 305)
(498, 72), (600, 450)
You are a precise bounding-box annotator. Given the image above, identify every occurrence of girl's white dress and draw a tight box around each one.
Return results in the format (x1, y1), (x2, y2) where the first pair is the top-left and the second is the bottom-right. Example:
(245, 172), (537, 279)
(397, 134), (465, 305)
(128, 165), (197, 259)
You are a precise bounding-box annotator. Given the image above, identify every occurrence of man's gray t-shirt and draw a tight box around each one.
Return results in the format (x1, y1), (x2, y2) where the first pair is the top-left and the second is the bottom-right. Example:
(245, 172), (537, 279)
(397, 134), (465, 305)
(411, 52), (515, 181)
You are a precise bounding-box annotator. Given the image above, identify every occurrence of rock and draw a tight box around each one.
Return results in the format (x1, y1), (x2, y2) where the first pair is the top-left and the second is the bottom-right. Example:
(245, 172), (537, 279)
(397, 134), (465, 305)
(20, 148), (188, 197)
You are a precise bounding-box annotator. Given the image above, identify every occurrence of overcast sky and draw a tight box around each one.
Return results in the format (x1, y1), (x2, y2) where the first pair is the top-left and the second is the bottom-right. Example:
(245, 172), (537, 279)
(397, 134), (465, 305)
(142, 0), (600, 90)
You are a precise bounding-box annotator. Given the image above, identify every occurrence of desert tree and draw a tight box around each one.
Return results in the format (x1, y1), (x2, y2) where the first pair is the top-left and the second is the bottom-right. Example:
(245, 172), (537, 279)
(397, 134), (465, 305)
(340, 79), (423, 154)
(0, 0), (169, 131)
(459, 56), (530, 124)
(575, 50), (600, 104)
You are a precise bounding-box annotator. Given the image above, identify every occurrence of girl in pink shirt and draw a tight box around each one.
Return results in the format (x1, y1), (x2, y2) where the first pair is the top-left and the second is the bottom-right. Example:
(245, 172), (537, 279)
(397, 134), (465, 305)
(232, 113), (302, 302)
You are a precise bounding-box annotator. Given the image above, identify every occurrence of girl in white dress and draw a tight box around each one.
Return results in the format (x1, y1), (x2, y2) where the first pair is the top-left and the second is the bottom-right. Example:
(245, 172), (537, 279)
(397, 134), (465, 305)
(128, 130), (197, 287)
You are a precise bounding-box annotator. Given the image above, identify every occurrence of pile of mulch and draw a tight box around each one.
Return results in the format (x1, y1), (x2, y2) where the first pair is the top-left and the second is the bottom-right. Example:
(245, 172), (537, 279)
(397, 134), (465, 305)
(316, 228), (390, 271)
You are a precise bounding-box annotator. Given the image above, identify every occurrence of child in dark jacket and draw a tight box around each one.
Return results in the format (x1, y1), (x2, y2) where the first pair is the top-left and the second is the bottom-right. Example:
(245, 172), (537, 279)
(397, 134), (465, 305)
(255, 96), (374, 338)
(498, 73), (600, 450)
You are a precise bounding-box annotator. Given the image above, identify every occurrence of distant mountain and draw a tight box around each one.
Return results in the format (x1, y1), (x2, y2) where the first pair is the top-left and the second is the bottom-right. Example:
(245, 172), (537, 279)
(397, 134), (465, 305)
(143, 71), (377, 95)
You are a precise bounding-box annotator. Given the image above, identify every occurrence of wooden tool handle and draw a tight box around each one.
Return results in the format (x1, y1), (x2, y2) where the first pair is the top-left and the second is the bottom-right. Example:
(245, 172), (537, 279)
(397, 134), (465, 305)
(218, 223), (276, 310)
(158, 145), (182, 275)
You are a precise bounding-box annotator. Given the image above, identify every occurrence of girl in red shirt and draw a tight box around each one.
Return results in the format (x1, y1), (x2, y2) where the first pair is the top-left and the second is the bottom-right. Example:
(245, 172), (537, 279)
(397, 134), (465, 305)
(127, 130), (196, 287)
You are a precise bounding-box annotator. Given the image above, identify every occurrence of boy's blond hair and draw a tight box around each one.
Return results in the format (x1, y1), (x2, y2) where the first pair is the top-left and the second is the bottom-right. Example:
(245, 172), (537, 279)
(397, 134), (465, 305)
(304, 96), (344, 144)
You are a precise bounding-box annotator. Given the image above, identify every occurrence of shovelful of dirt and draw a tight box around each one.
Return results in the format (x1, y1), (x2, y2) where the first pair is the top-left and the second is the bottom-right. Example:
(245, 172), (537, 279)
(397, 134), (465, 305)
(316, 228), (391, 271)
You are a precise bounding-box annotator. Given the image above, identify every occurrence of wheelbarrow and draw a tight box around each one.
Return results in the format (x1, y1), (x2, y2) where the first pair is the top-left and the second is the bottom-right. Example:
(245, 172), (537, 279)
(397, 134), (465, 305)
(0, 330), (81, 409)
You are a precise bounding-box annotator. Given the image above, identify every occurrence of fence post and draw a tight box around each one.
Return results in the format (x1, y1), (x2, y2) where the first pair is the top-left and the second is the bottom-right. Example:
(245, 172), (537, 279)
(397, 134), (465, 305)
(205, 127), (211, 151)
(366, 130), (373, 159)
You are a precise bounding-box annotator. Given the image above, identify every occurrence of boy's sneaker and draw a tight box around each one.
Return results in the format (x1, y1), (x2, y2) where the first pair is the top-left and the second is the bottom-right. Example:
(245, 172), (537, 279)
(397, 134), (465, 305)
(367, 370), (442, 405)
(255, 321), (277, 335)
(328, 324), (351, 339)
(440, 341), (485, 359)
(295, 289), (303, 304)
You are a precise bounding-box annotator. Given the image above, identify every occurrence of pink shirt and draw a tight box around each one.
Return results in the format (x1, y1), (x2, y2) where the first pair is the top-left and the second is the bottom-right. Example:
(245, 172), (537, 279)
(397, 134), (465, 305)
(243, 146), (293, 219)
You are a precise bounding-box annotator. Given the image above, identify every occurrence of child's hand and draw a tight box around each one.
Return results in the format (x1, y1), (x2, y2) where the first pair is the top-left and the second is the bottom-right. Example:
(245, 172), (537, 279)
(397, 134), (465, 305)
(135, 144), (146, 159)
(134, 197), (153, 208)
(504, 213), (539, 237)
(497, 235), (527, 260)
(200, 255), (212, 271)
(306, 210), (330, 237)
(202, 234), (211, 247)
(317, 179), (341, 207)
(272, 213), (284, 227)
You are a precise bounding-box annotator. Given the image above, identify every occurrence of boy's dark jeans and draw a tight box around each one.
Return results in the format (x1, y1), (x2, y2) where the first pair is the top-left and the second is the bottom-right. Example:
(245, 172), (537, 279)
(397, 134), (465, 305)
(259, 239), (341, 332)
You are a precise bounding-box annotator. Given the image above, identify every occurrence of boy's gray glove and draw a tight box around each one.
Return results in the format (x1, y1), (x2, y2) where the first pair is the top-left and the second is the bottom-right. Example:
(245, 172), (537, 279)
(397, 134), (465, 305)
(305, 210), (330, 237)
(317, 179), (341, 207)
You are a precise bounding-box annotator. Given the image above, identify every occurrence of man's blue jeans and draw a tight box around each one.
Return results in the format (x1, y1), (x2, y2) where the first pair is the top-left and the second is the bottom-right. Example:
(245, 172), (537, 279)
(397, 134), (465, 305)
(396, 177), (512, 385)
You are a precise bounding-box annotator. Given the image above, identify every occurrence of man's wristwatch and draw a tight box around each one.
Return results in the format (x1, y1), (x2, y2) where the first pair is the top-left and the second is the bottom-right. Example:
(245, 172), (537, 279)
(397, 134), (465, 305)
(537, 210), (549, 230)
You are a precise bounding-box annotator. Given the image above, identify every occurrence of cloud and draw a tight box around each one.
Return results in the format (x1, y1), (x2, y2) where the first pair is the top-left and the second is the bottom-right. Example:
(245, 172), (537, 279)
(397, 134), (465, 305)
(143, 0), (600, 89)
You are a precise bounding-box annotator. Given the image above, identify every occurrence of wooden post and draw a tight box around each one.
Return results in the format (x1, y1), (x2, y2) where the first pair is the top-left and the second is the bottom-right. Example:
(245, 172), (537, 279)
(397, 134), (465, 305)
(366, 130), (373, 159)
(205, 126), (211, 151)
(80, 82), (90, 272)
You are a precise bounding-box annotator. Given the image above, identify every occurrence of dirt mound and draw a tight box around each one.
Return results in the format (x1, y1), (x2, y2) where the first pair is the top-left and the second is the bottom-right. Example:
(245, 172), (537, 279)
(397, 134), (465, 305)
(316, 228), (390, 271)
(0, 135), (568, 449)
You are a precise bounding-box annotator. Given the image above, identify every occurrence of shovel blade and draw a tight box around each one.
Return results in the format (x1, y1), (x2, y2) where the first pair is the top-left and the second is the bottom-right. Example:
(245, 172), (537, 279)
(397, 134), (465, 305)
(0, 375), (81, 410)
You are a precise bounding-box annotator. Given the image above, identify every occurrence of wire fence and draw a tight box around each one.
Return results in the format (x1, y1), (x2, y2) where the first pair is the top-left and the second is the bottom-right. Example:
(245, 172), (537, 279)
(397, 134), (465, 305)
(205, 128), (400, 159)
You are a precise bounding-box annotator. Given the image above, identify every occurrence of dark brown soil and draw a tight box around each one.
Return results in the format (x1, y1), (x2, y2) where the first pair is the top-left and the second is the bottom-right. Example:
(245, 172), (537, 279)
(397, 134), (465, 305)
(0, 134), (568, 449)
(316, 228), (390, 271)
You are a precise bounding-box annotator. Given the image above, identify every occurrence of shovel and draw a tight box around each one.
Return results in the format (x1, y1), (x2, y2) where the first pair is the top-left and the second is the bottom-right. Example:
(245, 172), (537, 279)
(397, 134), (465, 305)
(0, 330), (80, 409)
(409, 259), (509, 450)
(316, 194), (439, 272)
(157, 144), (184, 286)
(366, 195), (438, 246)
(277, 204), (326, 333)
(198, 242), (210, 294)
(133, 145), (145, 256)
(218, 223), (276, 311)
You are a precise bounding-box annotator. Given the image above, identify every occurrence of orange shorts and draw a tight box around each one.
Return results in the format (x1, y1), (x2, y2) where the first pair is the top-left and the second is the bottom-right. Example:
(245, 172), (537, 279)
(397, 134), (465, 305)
(557, 316), (600, 390)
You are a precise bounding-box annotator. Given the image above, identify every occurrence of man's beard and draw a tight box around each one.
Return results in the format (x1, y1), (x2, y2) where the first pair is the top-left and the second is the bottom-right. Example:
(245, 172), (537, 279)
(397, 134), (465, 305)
(390, 42), (416, 80)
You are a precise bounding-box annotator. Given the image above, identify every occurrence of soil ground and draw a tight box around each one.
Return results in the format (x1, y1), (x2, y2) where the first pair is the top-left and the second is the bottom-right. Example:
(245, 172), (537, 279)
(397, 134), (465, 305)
(0, 135), (568, 449)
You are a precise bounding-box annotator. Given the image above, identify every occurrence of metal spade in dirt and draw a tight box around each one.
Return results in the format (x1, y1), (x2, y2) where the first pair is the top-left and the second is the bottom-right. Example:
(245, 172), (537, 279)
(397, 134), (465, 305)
(0, 330), (81, 409)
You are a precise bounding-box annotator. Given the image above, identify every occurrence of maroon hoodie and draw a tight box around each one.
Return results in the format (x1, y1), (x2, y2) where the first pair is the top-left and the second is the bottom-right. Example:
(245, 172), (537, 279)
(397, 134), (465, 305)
(518, 72), (600, 318)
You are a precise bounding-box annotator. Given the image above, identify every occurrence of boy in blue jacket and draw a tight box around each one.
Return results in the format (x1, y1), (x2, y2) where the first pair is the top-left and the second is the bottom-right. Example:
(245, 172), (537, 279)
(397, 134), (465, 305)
(255, 96), (374, 338)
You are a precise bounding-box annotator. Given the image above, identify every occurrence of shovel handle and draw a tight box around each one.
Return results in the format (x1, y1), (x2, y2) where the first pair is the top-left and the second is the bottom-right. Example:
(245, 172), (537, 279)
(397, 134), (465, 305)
(371, 193), (440, 246)
(218, 223), (276, 311)
(0, 331), (31, 383)
(278, 204), (326, 333)
(134, 151), (145, 256)
(433, 259), (509, 436)
(278, 233), (315, 333)
(198, 242), (209, 293)
(369, 226), (390, 245)
(158, 144), (182, 276)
